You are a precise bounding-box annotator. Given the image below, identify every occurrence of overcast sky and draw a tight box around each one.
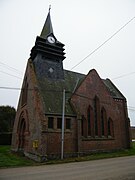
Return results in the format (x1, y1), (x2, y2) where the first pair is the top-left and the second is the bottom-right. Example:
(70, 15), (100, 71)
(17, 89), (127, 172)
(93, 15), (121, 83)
(0, 0), (135, 125)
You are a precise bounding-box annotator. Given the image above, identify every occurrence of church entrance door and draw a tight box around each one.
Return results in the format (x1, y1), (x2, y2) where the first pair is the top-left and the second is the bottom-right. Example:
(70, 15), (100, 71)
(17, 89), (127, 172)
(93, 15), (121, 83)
(18, 118), (26, 152)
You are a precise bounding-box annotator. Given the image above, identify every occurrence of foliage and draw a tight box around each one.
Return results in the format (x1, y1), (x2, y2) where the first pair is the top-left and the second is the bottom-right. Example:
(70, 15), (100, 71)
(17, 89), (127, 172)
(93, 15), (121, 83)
(0, 142), (135, 168)
(0, 105), (16, 133)
(0, 133), (12, 145)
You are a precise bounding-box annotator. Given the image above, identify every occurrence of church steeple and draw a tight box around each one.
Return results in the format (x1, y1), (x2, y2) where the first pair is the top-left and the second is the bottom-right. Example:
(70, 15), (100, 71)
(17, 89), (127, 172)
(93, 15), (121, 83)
(40, 8), (54, 39)
(30, 9), (66, 80)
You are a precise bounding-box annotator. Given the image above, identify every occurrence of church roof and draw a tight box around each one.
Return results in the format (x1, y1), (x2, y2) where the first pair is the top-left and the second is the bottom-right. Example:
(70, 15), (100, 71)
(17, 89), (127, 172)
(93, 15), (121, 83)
(40, 10), (54, 39)
(102, 78), (125, 100)
(36, 69), (85, 116)
(35, 66), (125, 116)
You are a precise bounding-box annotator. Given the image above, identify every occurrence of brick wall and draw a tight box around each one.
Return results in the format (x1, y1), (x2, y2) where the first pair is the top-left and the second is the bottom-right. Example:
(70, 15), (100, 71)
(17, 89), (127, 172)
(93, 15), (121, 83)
(131, 127), (135, 139)
(12, 64), (131, 161)
(71, 69), (130, 153)
(12, 60), (46, 159)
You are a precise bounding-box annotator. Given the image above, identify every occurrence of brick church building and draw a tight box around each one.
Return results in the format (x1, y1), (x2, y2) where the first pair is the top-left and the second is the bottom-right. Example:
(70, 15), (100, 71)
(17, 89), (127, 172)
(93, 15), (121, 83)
(12, 10), (131, 161)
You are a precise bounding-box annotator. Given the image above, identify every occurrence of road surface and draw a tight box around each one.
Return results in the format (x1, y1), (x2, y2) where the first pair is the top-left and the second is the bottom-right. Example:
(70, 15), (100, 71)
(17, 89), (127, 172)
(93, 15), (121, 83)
(0, 156), (135, 180)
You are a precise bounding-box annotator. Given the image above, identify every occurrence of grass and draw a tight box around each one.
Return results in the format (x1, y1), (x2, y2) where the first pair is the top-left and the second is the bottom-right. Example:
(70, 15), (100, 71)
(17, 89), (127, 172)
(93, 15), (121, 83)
(0, 146), (36, 168)
(0, 142), (135, 168)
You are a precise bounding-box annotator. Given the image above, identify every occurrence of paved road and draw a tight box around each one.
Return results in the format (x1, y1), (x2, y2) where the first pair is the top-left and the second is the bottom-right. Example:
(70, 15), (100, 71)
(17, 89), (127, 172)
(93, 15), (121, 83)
(0, 156), (135, 180)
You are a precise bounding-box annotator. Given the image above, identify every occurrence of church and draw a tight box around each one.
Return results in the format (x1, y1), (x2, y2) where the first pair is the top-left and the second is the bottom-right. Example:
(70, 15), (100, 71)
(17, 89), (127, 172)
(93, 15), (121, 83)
(12, 10), (131, 162)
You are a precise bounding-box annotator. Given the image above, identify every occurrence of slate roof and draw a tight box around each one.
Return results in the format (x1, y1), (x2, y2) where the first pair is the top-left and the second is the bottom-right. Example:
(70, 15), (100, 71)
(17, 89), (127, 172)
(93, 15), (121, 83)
(102, 79), (125, 100)
(35, 67), (125, 116)
(40, 10), (53, 39)
(36, 69), (85, 116)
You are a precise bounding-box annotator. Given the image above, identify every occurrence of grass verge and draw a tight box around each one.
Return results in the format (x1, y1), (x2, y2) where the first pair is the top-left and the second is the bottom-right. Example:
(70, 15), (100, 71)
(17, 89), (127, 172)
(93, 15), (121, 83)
(0, 146), (36, 168)
(0, 142), (135, 168)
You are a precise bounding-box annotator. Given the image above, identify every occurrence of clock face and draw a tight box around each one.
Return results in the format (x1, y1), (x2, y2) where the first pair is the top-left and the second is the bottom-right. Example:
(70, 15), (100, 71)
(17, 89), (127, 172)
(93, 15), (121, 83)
(47, 36), (56, 44)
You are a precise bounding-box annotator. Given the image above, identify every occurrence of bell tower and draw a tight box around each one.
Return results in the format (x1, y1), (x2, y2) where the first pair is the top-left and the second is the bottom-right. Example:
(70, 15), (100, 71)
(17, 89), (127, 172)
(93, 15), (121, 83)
(30, 8), (65, 80)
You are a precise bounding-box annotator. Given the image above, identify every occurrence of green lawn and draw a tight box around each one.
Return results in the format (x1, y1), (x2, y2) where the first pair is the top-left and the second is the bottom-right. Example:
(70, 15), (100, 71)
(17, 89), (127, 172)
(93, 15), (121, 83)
(0, 143), (135, 168)
(0, 146), (36, 168)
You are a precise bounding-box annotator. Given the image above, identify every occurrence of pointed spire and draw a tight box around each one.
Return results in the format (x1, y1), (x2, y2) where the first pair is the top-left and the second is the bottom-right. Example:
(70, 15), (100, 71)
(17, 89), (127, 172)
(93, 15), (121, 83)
(40, 6), (54, 39)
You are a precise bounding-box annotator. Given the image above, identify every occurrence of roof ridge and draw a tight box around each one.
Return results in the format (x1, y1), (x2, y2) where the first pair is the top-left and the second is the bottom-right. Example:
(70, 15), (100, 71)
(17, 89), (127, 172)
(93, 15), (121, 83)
(64, 69), (86, 76)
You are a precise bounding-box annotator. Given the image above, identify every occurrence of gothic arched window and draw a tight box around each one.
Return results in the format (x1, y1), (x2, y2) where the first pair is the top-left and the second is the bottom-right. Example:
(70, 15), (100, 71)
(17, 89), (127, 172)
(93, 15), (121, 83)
(87, 106), (91, 136)
(81, 115), (85, 137)
(94, 96), (100, 136)
(101, 107), (107, 136)
(21, 77), (28, 106)
(108, 118), (114, 137)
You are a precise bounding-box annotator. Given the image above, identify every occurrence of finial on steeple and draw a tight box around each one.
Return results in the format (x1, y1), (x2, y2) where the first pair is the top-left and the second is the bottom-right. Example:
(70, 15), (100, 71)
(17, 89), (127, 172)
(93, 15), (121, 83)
(49, 5), (51, 12)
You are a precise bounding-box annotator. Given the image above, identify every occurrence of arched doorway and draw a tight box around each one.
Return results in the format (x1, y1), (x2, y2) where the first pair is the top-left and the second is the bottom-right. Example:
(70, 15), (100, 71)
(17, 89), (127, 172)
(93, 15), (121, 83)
(18, 118), (26, 151)
(17, 110), (29, 152)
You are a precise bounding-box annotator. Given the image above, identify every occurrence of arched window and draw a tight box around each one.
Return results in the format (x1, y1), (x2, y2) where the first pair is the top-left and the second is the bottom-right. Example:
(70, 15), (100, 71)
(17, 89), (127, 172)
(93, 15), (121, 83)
(81, 115), (87, 137)
(81, 115), (84, 137)
(94, 96), (100, 136)
(101, 107), (107, 136)
(87, 106), (91, 136)
(108, 118), (114, 137)
(101, 108), (104, 136)
(21, 77), (28, 106)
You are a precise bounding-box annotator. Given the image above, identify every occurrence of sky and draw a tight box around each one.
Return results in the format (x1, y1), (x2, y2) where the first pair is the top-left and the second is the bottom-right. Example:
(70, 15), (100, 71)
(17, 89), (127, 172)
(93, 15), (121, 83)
(0, 0), (135, 125)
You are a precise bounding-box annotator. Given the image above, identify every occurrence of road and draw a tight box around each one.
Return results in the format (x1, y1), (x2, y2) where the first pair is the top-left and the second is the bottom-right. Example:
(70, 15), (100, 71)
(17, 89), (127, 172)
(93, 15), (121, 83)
(0, 156), (135, 180)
